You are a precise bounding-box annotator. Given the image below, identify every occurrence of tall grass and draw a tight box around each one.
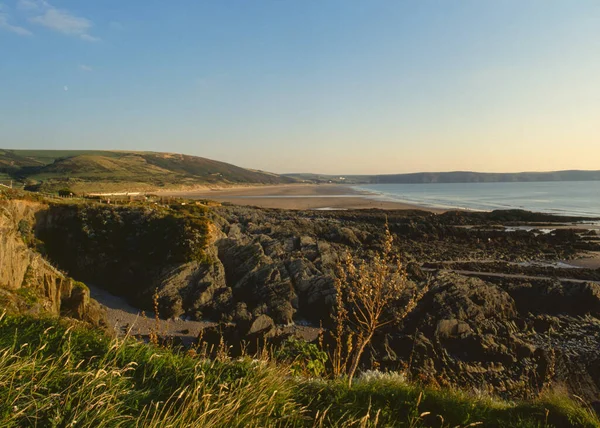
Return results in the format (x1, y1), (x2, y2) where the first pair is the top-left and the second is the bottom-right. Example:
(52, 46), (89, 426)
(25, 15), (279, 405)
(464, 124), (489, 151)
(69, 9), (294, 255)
(0, 313), (303, 427)
(296, 374), (600, 428)
(0, 313), (598, 427)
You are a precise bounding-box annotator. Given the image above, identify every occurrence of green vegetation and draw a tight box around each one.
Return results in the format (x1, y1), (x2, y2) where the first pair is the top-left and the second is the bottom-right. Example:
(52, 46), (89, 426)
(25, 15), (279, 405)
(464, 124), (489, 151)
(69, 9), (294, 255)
(57, 188), (75, 197)
(2, 149), (118, 165)
(37, 202), (212, 299)
(0, 149), (295, 192)
(301, 377), (600, 428)
(0, 313), (598, 427)
(73, 281), (90, 293)
(13, 288), (39, 306)
(17, 219), (32, 245)
(0, 149), (45, 170)
(0, 314), (300, 427)
(274, 337), (328, 378)
(0, 187), (48, 203)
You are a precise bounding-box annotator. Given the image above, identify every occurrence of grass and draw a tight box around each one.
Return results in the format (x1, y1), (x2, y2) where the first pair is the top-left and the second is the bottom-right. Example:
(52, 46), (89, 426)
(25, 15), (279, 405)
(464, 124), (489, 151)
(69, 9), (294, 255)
(298, 376), (600, 427)
(1, 149), (123, 165)
(0, 314), (302, 427)
(0, 313), (598, 427)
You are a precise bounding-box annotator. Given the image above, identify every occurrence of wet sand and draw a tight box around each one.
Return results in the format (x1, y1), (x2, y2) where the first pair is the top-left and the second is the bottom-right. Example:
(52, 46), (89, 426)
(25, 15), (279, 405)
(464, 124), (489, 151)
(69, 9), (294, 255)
(88, 284), (214, 345)
(158, 184), (445, 212)
(565, 251), (600, 269)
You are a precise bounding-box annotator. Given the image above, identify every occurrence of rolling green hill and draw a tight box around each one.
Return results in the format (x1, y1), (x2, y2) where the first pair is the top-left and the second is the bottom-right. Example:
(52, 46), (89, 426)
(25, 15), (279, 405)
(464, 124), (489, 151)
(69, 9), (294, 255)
(1, 149), (295, 192)
(0, 149), (45, 169)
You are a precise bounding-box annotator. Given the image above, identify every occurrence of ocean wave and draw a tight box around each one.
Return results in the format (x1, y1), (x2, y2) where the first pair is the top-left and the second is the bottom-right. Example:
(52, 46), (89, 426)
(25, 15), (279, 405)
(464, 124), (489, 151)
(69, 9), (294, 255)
(354, 183), (600, 218)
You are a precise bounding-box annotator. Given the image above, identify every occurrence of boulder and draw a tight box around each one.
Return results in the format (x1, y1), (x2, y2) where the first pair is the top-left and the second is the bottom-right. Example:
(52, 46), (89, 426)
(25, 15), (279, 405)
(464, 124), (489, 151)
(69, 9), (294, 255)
(436, 319), (472, 340)
(247, 314), (275, 337)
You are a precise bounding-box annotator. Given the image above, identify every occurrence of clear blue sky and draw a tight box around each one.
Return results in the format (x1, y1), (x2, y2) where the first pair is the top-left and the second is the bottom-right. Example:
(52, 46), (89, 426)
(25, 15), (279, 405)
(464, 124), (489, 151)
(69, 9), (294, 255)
(1, 0), (599, 174)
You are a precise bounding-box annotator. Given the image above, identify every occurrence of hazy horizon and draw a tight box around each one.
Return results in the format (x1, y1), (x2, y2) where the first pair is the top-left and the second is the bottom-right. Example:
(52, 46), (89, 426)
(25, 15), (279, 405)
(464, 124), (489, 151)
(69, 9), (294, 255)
(2, 1), (599, 175)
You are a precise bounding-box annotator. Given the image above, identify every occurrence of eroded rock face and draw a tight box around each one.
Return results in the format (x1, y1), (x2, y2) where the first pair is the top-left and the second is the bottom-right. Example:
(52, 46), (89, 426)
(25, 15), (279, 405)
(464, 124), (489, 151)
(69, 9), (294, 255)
(505, 280), (600, 317)
(0, 199), (39, 291)
(148, 208), (350, 324)
(153, 252), (229, 319)
(376, 273), (600, 401)
(0, 199), (106, 326)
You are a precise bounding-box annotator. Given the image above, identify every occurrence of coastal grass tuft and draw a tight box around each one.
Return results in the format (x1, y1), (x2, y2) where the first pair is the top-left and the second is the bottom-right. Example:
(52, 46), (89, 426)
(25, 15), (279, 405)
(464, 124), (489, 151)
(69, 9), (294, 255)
(0, 313), (598, 427)
(0, 314), (303, 427)
(297, 375), (600, 427)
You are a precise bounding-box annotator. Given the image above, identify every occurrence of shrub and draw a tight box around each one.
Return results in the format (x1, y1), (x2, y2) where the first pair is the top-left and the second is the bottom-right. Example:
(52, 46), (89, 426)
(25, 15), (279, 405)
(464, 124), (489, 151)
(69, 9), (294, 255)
(274, 337), (328, 377)
(58, 188), (75, 197)
(14, 287), (39, 306)
(330, 221), (428, 386)
(17, 219), (33, 245)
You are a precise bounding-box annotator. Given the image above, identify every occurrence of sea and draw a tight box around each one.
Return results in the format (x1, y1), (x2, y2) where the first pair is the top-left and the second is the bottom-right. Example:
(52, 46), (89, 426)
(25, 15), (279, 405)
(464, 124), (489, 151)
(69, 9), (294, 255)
(354, 181), (600, 218)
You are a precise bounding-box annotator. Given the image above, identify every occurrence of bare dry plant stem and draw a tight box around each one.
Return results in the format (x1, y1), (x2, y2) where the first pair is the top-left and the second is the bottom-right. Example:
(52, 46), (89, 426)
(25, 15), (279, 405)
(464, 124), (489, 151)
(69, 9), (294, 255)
(149, 288), (160, 347)
(332, 220), (428, 387)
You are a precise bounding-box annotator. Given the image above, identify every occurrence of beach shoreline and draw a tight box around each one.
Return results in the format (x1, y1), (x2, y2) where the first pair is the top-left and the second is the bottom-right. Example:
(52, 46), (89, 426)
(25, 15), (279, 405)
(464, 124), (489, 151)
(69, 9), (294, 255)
(156, 184), (446, 212)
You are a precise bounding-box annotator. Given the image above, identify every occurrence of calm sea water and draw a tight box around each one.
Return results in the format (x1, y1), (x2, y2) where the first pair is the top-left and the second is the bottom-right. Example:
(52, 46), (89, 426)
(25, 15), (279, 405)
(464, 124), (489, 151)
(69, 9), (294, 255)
(355, 181), (600, 218)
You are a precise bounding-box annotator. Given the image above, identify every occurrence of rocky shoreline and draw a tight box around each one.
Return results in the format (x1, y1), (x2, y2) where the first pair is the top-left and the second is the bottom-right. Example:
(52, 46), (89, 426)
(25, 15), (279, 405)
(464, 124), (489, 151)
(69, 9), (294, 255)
(4, 193), (600, 405)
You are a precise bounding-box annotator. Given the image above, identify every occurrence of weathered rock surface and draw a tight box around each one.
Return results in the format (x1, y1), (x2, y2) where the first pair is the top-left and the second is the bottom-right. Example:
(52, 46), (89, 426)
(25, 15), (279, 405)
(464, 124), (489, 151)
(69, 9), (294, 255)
(0, 199), (106, 325)
(376, 272), (600, 401)
(29, 201), (600, 401)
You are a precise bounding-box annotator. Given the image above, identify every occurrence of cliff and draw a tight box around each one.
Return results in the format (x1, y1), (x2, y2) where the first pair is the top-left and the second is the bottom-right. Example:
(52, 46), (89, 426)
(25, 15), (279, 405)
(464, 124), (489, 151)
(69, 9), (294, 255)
(0, 197), (105, 325)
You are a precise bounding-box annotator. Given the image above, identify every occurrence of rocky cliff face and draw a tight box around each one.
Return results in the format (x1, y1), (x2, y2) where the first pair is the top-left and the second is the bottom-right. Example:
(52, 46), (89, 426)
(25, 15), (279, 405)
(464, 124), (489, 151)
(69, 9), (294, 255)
(149, 206), (358, 325)
(35, 203), (211, 305)
(0, 198), (105, 325)
(33, 203), (349, 325)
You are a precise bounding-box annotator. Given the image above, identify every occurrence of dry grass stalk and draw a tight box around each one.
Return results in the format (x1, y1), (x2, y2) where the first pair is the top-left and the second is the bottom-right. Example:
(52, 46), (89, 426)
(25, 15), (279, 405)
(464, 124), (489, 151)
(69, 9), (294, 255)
(148, 288), (161, 347)
(332, 220), (428, 387)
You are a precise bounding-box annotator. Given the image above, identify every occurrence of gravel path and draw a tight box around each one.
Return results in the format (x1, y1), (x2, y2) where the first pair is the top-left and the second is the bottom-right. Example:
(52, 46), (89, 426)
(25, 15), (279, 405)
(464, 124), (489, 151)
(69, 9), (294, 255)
(88, 284), (214, 346)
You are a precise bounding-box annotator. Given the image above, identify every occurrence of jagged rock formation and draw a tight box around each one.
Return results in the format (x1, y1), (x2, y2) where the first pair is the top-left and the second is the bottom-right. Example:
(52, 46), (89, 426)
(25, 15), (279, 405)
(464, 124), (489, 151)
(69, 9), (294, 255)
(379, 273), (600, 401)
(28, 200), (600, 402)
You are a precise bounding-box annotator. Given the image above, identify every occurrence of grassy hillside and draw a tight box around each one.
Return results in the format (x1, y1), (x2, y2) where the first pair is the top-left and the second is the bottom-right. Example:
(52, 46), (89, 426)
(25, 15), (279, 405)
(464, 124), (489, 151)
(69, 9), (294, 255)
(1, 149), (295, 192)
(1, 314), (598, 427)
(0, 149), (45, 170)
(2, 149), (121, 166)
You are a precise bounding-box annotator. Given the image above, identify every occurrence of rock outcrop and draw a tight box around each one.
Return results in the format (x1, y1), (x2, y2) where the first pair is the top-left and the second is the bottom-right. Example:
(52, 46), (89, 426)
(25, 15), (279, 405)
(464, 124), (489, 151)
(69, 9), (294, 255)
(378, 272), (600, 401)
(28, 200), (600, 401)
(0, 198), (105, 325)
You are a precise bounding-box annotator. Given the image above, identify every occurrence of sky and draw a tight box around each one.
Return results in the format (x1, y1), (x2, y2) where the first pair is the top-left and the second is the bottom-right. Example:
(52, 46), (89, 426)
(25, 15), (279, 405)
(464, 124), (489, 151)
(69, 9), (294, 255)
(1, 0), (599, 174)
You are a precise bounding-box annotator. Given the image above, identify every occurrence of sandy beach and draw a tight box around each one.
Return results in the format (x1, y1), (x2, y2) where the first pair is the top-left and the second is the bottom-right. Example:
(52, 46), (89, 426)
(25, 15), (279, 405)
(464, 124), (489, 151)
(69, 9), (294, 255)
(157, 184), (445, 212)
